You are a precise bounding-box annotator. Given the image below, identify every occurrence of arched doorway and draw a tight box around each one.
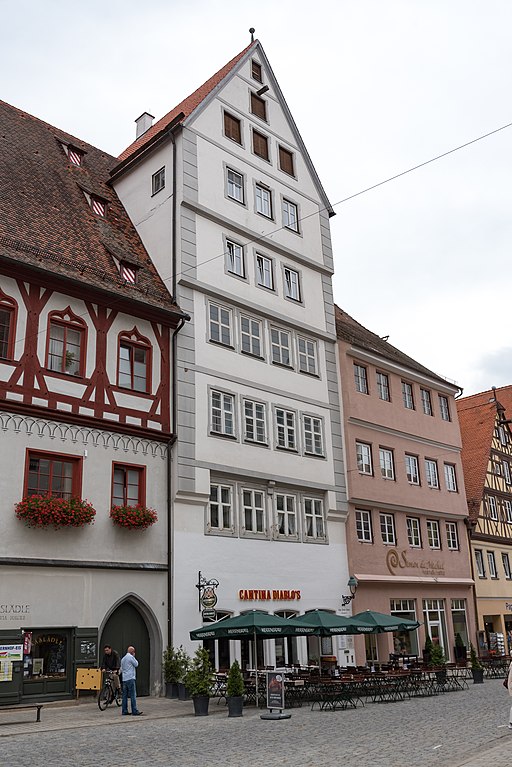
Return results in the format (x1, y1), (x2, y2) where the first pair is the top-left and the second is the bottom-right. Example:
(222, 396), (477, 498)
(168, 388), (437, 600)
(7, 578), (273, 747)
(101, 602), (150, 696)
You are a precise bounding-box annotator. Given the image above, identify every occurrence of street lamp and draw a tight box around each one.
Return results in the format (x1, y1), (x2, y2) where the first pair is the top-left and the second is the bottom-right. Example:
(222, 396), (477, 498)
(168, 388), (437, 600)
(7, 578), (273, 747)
(341, 576), (358, 606)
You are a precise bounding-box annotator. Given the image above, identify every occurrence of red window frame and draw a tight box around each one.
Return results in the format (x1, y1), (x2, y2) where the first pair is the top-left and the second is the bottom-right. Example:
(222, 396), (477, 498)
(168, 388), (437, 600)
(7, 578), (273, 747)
(0, 292), (17, 360)
(24, 449), (82, 499)
(111, 463), (146, 507)
(45, 309), (87, 377)
(117, 329), (152, 394)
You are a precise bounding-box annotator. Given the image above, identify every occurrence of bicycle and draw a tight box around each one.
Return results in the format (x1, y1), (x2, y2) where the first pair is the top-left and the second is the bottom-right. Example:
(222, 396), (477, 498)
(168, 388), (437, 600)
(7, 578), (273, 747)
(98, 670), (122, 710)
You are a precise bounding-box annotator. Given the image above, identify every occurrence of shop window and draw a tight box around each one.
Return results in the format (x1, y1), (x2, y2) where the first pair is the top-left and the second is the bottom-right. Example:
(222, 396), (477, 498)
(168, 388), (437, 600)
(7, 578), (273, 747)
(112, 464), (145, 507)
(118, 329), (151, 393)
(390, 599), (419, 656)
(25, 450), (81, 499)
(22, 630), (68, 680)
(46, 309), (86, 376)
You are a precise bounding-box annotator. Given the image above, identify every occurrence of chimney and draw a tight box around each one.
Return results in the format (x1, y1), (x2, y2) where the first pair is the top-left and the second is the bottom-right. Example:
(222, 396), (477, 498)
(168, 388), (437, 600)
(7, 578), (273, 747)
(135, 112), (154, 140)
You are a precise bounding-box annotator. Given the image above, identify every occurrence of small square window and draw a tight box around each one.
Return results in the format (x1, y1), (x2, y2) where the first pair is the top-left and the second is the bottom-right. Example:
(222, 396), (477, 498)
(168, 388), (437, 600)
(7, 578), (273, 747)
(279, 146), (294, 176)
(250, 93), (267, 121)
(152, 167), (165, 195)
(253, 129), (269, 161)
(120, 263), (138, 284)
(251, 60), (263, 83)
(91, 196), (106, 217)
(224, 112), (242, 144)
(68, 146), (83, 166)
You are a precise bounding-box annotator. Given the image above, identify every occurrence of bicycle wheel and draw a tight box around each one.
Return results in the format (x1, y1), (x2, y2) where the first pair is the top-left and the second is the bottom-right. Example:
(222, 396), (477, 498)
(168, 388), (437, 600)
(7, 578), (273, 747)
(98, 684), (110, 710)
(114, 686), (122, 706)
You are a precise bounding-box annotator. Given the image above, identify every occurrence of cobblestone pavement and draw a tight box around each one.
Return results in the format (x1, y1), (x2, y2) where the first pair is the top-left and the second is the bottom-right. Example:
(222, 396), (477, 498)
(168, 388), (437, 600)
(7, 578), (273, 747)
(1, 679), (512, 767)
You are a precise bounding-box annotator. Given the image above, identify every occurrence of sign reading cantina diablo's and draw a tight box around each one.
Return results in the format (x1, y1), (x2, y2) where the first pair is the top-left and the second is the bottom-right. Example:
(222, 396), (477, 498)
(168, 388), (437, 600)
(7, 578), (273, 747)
(238, 589), (301, 601)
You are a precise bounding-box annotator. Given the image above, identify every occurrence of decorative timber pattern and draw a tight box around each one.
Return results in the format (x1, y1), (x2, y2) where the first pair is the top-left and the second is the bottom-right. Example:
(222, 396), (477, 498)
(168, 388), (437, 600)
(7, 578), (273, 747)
(474, 416), (512, 542)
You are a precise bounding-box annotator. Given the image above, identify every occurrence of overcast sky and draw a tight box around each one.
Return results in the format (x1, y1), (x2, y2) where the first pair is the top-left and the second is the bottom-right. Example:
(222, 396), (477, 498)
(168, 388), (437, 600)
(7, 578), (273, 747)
(3, 0), (511, 396)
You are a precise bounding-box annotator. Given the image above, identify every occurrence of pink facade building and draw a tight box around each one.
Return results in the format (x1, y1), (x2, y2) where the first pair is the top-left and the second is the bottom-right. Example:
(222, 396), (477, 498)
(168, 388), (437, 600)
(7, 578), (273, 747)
(336, 307), (476, 665)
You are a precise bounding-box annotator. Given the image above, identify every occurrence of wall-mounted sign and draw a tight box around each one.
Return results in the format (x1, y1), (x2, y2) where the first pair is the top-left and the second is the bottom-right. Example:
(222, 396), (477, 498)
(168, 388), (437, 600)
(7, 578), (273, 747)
(386, 549), (445, 577)
(239, 589), (301, 601)
(0, 644), (23, 661)
(196, 571), (220, 613)
(202, 609), (217, 622)
(0, 604), (30, 622)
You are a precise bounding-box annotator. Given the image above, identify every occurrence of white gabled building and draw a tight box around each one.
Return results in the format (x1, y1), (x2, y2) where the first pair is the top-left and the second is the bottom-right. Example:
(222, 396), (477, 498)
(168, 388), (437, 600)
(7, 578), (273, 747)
(112, 39), (350, 669)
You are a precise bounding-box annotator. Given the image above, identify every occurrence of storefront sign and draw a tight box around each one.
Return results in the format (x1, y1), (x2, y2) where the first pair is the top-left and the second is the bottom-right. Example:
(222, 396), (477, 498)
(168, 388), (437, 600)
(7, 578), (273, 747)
(386, 549), (445, 577)
(266, 672), (285, 710)
(239, 589), (301, 601)
(0, 644), (23, 661)
(0, 604), (30, 622)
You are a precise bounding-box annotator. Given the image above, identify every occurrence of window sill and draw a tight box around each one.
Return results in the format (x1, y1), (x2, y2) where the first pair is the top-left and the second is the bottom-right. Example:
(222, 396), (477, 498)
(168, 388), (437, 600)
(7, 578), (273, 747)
(114, 385), (151, 398)
(304, 452), (325, 459)
(209, 431), (238, 440)
(45, 368), (85, 381)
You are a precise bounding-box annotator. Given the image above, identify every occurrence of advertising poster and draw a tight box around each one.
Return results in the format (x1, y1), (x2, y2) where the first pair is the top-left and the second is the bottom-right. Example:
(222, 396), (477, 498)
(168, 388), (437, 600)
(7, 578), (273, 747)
(0, 644), (23, 661)
(266, 671), (285, 710)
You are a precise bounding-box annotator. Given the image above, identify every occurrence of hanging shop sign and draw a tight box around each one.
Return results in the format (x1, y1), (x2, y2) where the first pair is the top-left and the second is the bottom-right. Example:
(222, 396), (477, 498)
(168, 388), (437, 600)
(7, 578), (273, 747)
(238, 589), (301, 601)
(196, 571), (220, 613)
(386, 550), (445, 577)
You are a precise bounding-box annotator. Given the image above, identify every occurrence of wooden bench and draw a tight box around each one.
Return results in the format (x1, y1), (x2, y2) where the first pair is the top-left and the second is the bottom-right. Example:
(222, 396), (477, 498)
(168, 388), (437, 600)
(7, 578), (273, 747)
(1, 703), (43, 722)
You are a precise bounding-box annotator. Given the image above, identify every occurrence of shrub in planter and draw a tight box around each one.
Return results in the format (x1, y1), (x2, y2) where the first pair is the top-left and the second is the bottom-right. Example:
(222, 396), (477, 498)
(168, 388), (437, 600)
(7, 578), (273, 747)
(423, 634), (434, 666)
(15, 495), (96, 529)
(454, 632), (467, 663)
(185, 647), (214, 716)
(163, 646), (190, 699)
(110, 504), (157, 530)
(470, 642), (484, 684)
(226, 659), (245, 717)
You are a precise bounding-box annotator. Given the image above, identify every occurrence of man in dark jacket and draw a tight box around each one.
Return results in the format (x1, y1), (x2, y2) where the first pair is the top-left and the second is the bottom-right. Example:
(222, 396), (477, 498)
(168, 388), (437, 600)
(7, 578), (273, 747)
(101, 644), (121, 690)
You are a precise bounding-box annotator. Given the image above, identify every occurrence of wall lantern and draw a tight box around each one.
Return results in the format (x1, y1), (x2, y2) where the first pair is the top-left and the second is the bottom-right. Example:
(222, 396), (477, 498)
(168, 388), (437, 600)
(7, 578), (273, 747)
(341, 575), (358, 606)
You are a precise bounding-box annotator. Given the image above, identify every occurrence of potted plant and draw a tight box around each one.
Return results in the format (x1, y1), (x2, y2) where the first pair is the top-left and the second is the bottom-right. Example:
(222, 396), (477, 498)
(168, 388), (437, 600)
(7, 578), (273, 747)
(422, 634), (434, 666)
(185, 647), (214, 716)
(454, 633), (467, 664)
(15, 495), (96, 529)
(226, 659), (245, 717)
(163, 646), (182, 698)
(110, 504), (157, 530)
(429, 642), (447, 686)
(175, 646), (191, 700)
(470, 642), (484, 684)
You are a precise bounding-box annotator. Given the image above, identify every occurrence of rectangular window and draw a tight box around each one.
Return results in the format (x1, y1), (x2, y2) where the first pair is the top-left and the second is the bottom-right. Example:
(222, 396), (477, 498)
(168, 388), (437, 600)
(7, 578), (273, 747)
(209, 484), (233, 531)
(297, 336), (317, 376)
(504, 461), (512, 485)
(26, 452), (80, 499)
(504, 499), (512, 523)
(502, 552), (512, 579)
(256, 254), (274, 289)
(91, 196), (106, 217)
(276, 493), (298, 538)
(118, 341), (149, 393)
(356, 442), (372, 475)
(224, 112), (242, 144)
(227, 168), (244, 203)
(380, 512), (396, 544)
(284, 267), (301, 301)
(421, 388), (433, 416)
(250, 92), (267, 121)
(240, 315), (262, 357)
(243, 399), (267, 444)
(0, 307), (13, 359)
(488, 495), (498, 520)
(475, 549), (485, 577)
(446, 522), (459, 550)
(427, 520), (441, 549)
(152, 167), (165, 195)
(402, 381), (414, 409)
(253, 129), (269, 160)
(251, 60), (262, 82)
(304, 498), (325, 540)
(425, 459), (439, 489)
(439, 395), (451, 421)
(208, 303), (232, 346)
(488, 551), (497, 579)
(210, 390), (235, 437)
(376, 371), (390, 401)
(112, 464), (144, 507)
(405, 454), (420, 484)
(255, 184), (272, 217)
(406, 517), (422, 547)
(499, 426), (508, 445)
(279, 145), (294, 176)
(242, 488), (265, 534)
(282, 199), (299, 232)
(303, 415), (323, 456)
(355, 509), (372, 543)
(354, 364), (368, 394)
(444, 463), (458, 492)
(379, 448), (394, 480)
(275, 408), (296, 450)
(47, 321), (83, 376)
(226, 240), (245, 277)
(271, 328), (291, 366)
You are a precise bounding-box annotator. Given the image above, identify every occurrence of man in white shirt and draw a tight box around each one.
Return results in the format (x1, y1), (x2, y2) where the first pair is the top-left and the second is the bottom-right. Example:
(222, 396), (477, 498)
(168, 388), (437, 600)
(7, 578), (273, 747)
(120, 646), (143, 716)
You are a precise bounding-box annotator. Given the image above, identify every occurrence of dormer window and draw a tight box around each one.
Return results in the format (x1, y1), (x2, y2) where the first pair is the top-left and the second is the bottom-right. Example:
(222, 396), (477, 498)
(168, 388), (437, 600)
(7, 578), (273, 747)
(251, 60), (263, 83)
(68, 147), (83, 166)
(91, 195), (107, 217)
(120, 263), (138, 284)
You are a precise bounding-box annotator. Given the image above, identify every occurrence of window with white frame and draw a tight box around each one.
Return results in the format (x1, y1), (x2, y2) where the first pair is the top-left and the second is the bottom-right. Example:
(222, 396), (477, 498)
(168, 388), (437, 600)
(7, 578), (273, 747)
(499, 426), (508, 445)
(426, 520), (441, 549)
(283, 199), (299, 232)
(446, 522), (459, 550)
(275, 408), (296, 450)
(421, 388), (433, 416)
(152, 167), (165, 195)
(208, 303), (232, 346)
(243, 399), (267, 444)
(487, 551), (498, 578)
(303, 415), (323, 456)
(271, 327), (291, 366)
(488, 495), (498, 520)
(227, 168), (244, 203)
(226, 239), (245, 277)
(439, 394), (451, 421)
(504, 461), (512, 485)
(355, 509), (372, 542)
(444, 463), (457, 492)
(242, 488), (266, 534)
(256, 254), (274, 289)
(475, 549), (485, 577)
(376, 371), (390, 401)
(240, 315), (262, 357)
(283, 267), (301, 302)
(208, 484), (233, 532)
(405, 454), (420, 484)
(304, 498), (325, 540)
(210, 390), (235, 436)
(380, 512), (396, 544)
(275, 493), (298, 538)
(354, 364), (368, 394)
(502, 552), (512, 579)
(379, 448), (394, 480)
(297, 336), (317, 375)
(425, 459), (439, 489)
(356, 442), (372, 475)
(406, 517), (422, 547)
(504, 499), (512, 523)
(402, 381), (414, 409)
(255, 184), (272, 217)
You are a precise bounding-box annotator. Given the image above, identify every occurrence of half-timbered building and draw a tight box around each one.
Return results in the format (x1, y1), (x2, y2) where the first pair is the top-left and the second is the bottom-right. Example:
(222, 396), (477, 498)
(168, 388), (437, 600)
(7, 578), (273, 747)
(457, 386), (512, 655)
(0, 100), (186, 703)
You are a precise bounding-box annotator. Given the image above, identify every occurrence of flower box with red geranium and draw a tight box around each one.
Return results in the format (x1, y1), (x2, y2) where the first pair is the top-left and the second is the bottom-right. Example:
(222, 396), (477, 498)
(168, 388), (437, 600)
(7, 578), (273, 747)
(15, 496), (96, 529)
(110, 504), (157, 530)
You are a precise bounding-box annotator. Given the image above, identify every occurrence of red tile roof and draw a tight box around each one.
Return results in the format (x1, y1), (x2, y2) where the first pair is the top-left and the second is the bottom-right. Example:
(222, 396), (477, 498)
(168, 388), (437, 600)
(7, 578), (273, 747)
(117, 42), (255, 164)
(0, 99), (181, 318)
